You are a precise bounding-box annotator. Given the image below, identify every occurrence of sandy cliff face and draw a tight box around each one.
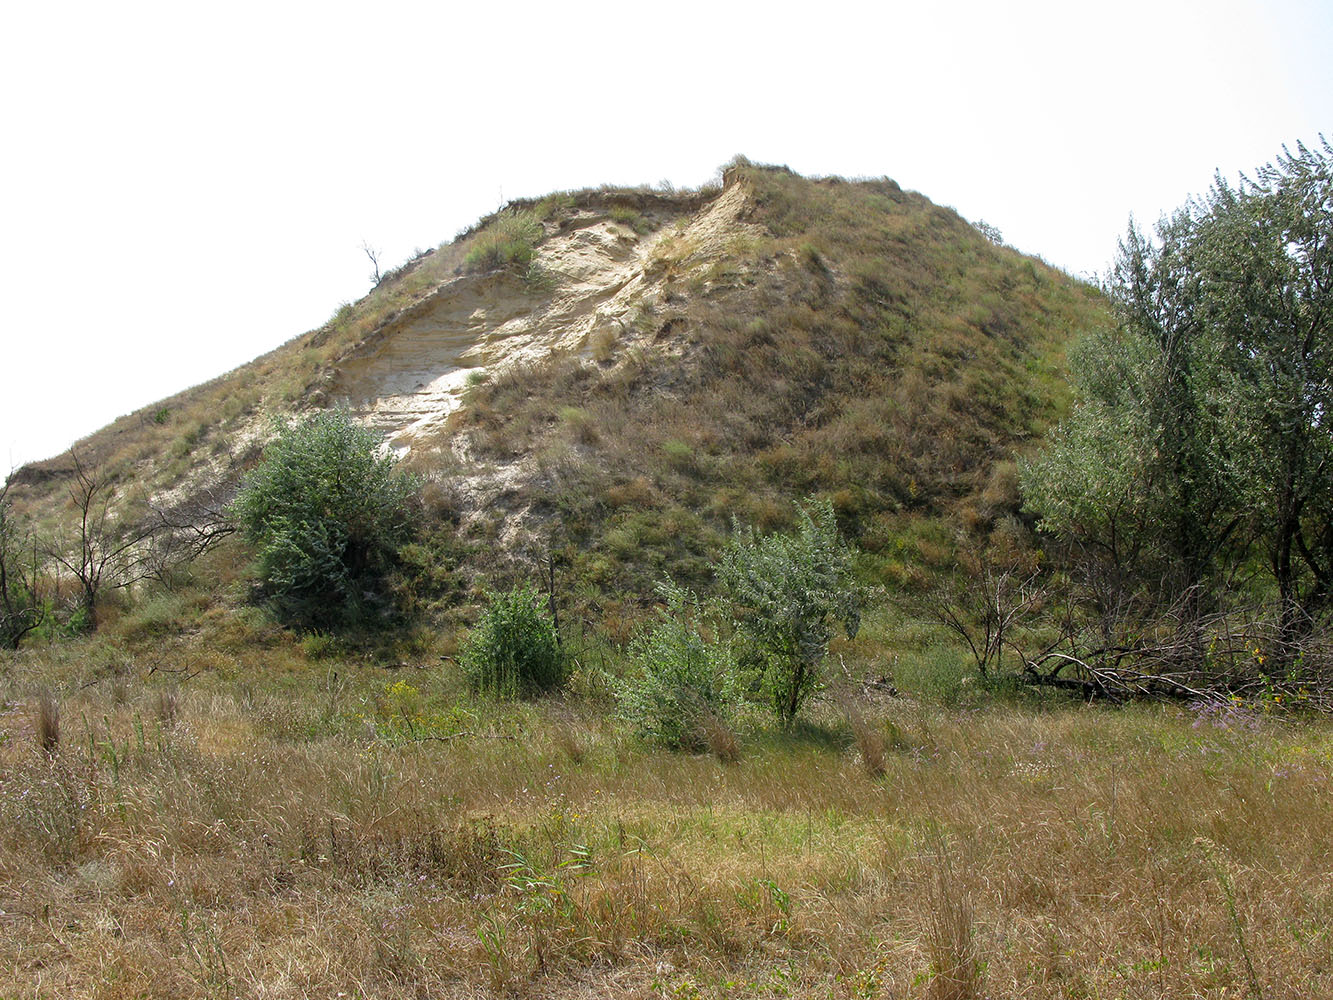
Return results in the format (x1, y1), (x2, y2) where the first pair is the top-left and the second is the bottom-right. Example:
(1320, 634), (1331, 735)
(7, 177), (764, 527)
(327, 182), (757, 455)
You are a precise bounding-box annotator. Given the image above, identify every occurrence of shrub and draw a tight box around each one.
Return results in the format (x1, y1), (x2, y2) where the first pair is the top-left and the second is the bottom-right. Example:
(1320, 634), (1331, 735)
(719, 497), (861, 722)
(617, 580), (745, 750)
(460, 584), (566, 698)
(231, 409), (418, 628)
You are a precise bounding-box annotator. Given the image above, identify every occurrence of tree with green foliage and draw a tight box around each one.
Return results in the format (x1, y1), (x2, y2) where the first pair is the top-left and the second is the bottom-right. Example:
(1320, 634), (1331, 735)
(1023, 139), (1332, 637)
(231, 409), (417, 627)
(617, 580), (745, 749)
(1022, 210), (1245, 615)
(719, 497), (860, 722)
(460, 583), (566, 698)
(1201, 140), (1333, 630)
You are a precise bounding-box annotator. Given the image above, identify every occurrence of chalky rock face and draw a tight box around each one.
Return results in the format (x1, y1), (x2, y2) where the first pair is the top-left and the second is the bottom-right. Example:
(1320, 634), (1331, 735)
(328, 183), (757, 454)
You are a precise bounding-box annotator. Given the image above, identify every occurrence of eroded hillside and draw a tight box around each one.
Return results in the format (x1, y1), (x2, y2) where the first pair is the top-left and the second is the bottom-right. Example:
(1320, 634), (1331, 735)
(329, 182), (759, 454)
(8, 161), (1107, 604)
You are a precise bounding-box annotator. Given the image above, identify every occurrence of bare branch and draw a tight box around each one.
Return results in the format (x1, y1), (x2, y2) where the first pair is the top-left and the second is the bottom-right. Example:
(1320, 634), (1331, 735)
(361, 241), (382, 286)
(0, 476), (47, 648)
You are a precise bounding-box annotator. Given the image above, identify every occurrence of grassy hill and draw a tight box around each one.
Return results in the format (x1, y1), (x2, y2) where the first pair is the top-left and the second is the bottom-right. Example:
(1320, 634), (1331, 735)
(9, 159), (1105, 637)
(447, 162), (1103, 605)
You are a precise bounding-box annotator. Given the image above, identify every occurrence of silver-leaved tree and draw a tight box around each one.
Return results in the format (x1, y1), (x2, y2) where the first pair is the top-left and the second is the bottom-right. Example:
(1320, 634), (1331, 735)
(1023, 138), (1332, 645)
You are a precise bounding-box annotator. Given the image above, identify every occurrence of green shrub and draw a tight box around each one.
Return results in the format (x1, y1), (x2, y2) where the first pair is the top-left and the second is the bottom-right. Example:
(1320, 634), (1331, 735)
(719, 497), (861, 722)
(460, 584), (566, 698)
(231, 409), (418, 628)
(617, 580), (745, 749)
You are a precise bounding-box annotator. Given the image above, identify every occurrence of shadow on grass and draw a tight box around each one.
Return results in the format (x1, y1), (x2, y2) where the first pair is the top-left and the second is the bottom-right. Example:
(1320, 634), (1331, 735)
(757, 719), (846, 753)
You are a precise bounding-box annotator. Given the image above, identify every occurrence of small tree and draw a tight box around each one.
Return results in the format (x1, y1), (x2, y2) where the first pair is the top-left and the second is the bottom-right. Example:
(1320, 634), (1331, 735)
(1203, 139), (1333, 632)
(929, 566), (1045, 683)
(1022, 139), (1332, 644)
(47, 452), (161, 628)
(460, 583), (566, 698)
(360, 240), (382, 285)
(719, 497), (861, 722)
(231, 409), (417, 627)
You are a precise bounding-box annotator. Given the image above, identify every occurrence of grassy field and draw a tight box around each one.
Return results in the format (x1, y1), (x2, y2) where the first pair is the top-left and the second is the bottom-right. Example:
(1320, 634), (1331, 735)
(2, 634), (1329, 999)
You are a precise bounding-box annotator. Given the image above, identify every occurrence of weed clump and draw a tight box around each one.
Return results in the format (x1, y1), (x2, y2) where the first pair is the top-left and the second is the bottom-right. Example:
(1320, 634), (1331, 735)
(463, 209), (543, 274)
(35, 689), (59, 754)
(461, 584), (566, 698)
(616, 580), (745, 751)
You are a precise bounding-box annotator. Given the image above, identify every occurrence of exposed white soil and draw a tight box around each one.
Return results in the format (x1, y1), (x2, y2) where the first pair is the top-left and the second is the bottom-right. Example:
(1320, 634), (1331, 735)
(144, 182), (762, 544)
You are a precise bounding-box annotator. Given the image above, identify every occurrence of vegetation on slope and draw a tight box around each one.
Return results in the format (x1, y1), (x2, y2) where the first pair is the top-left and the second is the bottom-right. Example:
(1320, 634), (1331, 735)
(453, 160), (1105, 610)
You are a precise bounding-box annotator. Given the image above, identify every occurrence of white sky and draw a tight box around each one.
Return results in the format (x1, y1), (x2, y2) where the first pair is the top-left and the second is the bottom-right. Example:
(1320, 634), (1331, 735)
(2, 0), (1330, 470)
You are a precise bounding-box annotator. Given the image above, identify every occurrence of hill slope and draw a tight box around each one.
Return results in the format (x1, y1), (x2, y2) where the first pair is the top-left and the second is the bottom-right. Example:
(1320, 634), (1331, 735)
(10, 160), (1106, 616)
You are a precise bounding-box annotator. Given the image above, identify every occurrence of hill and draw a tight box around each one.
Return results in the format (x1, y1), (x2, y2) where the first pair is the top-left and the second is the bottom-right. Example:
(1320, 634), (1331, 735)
(8, 158), (1106, 624)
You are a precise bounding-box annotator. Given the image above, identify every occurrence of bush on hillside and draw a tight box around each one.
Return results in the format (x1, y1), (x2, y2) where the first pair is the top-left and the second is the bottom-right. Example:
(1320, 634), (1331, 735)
(463, 209), (542, 274)
(617, 580), (745, 750)
(719, 497), (861, 722)
(460, 584), (566, 698)
(231, 409), (417, 628)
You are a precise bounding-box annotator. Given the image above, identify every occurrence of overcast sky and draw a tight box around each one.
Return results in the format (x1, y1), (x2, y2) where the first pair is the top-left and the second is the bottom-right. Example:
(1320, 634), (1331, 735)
(2, 0), (1330, 470)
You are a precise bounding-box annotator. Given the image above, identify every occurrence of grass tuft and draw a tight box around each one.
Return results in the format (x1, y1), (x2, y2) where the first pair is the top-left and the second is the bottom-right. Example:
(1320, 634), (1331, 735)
(924, 835), (983, 1000)
(35, 688), (59, 754)
(834, 685), (886, 777)
(463, 209), (543, 274)
(699, 709), (741, 763)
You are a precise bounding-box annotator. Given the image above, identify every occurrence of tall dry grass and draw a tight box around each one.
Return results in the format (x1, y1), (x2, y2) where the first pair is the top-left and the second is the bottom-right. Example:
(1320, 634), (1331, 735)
(0, 653), (1330, 998)
(35, 687), (59, 754)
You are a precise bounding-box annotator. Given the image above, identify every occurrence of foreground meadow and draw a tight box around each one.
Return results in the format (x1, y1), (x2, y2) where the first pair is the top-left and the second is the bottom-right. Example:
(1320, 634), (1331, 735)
(1, 643), (1330, 1000)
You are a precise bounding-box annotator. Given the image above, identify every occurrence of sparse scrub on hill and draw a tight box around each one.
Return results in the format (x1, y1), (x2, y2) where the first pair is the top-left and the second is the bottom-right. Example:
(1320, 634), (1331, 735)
(460, 583), (566, 698)
(457, 161), (1102, 622)
(230, 408), (418, 628)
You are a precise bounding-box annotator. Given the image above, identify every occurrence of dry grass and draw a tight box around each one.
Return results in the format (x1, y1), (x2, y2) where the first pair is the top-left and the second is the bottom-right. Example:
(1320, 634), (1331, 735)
(698, 709), (741, 764)
(923, 833), (982, 1000)
(833, 684), (887, 777)
(1, 646), (1330, 998)
(34, 687), (59, 755)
